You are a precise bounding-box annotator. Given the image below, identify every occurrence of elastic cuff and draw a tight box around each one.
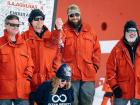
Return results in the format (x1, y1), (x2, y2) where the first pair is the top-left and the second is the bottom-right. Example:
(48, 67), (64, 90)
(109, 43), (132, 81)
(112, 84), (119, 90)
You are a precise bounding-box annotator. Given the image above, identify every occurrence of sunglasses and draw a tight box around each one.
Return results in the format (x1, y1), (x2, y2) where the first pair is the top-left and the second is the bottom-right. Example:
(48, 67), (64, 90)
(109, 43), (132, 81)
(34, 17), (44, 21)
(69, 13), (80, 18)
(127, 29), (137, 33)
(6, 22), (20, 28)
(61, 79), (68, 82)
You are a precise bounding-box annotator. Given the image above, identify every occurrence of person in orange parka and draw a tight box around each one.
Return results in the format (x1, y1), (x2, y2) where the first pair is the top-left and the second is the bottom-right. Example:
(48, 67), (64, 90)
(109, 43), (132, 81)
(0, 14), (34, 105)
(101, 79), (114, 105)
(21, 9), (61, 105)
(106, 20), (140, 105)
(60, 4), (101, 105)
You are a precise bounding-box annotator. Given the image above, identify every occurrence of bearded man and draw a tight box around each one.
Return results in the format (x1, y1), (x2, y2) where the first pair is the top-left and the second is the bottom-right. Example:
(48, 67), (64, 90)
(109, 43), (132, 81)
(59, 4), (101, 105)
(106, 20), (140, 105)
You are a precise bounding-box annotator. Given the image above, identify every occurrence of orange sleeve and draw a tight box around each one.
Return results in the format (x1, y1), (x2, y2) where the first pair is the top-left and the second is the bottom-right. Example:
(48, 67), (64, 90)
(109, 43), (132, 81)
(106, 49), (118, 89)
(24, 43), (34, 77)
(92, 32), (101, 71)
(52, 49), (62, 72)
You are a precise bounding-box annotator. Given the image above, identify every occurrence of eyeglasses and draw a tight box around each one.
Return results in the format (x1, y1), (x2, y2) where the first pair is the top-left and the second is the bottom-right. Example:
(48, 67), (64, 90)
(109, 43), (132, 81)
(6, 22), (20, 28)
(34, 17), (44, 21)
(69, 13), (80, 18)
(61, 79), (67, 82)
(127, 29), (137, 33)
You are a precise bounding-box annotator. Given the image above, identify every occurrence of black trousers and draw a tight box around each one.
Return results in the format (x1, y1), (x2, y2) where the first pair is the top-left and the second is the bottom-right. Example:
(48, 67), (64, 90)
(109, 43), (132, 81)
(29, 92), (35, 105)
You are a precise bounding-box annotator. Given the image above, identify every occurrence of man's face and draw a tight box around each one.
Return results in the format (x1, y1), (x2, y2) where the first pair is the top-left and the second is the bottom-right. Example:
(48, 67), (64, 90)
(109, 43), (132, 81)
(68, 12), (81, 28)
(125, 28), (138, 43)
(31, 16), (44, 31)
(5, 19), (19, 36)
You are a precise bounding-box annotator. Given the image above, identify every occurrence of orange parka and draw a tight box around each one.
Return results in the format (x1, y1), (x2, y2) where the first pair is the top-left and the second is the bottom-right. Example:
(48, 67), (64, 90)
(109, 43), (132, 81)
(106, 39), (140, 99)
(0, 30), (34, 99)
(22, 25), (61, 91)
(61, 22), (101, 81)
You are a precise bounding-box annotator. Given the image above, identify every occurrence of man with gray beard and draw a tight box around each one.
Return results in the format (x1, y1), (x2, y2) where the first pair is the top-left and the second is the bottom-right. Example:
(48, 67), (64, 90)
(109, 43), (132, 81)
(106, 20), (140, 105)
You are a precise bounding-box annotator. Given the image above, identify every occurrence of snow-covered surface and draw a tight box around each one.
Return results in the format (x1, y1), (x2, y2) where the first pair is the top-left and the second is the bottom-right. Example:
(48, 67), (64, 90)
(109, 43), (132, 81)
(93, 85), (106, 105)
(93, 86), (130, 105)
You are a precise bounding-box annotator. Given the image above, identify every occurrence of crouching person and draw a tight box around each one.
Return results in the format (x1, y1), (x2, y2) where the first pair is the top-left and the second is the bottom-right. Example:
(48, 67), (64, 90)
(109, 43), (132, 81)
(33, 64), (74, 105)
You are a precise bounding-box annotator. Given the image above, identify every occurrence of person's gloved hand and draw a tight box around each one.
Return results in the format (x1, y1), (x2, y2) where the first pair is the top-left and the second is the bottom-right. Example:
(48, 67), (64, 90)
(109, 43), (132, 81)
(113, 85), (122, 98)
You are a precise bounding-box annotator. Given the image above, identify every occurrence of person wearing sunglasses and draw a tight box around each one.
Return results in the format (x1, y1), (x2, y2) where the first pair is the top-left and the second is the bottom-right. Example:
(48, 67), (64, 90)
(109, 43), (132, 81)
(0, 14), (34, 105)
(106, 20), (140, 105)
(33, 64), (74, 105)
(21, 9), (61, 105)
(58, 4), (101, 105)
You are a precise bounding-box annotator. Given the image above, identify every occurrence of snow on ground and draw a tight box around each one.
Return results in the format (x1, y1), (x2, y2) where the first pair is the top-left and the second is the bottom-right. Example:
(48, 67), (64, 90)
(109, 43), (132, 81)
(92, 85), (130, 105)
(92, 85), (106, 105)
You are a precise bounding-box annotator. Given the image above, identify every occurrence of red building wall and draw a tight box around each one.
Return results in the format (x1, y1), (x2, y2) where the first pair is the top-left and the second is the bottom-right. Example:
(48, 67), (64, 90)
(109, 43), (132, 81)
(56, 0), (140, 87)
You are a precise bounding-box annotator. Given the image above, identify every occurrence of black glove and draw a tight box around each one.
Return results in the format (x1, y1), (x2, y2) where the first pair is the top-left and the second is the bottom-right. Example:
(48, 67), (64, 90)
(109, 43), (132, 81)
(113, 86), (122, 98)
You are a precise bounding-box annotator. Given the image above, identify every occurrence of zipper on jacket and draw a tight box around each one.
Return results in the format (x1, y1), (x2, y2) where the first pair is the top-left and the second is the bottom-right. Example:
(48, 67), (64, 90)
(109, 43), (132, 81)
(132, 46), (135, 64)
(14, 45), (18, 97)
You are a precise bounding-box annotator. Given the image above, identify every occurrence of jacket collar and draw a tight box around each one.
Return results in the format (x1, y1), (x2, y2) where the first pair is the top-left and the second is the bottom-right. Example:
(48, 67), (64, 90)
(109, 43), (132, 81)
(118, 38), (140, 49)
(27, 25), (50, 40)
(4, 30), (24, 45)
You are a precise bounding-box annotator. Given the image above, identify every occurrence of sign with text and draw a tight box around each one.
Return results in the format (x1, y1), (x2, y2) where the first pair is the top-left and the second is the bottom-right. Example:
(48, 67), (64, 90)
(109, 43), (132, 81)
(0, 0), (55, 36)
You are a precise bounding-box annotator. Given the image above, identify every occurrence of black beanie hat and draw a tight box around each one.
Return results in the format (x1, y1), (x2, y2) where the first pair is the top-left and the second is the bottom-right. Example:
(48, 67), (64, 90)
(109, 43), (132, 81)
(56, 64), (71, 81)
(123, 20), (139, 38)
(28, 9), (45, 23)
(124, 20), (138, 32)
